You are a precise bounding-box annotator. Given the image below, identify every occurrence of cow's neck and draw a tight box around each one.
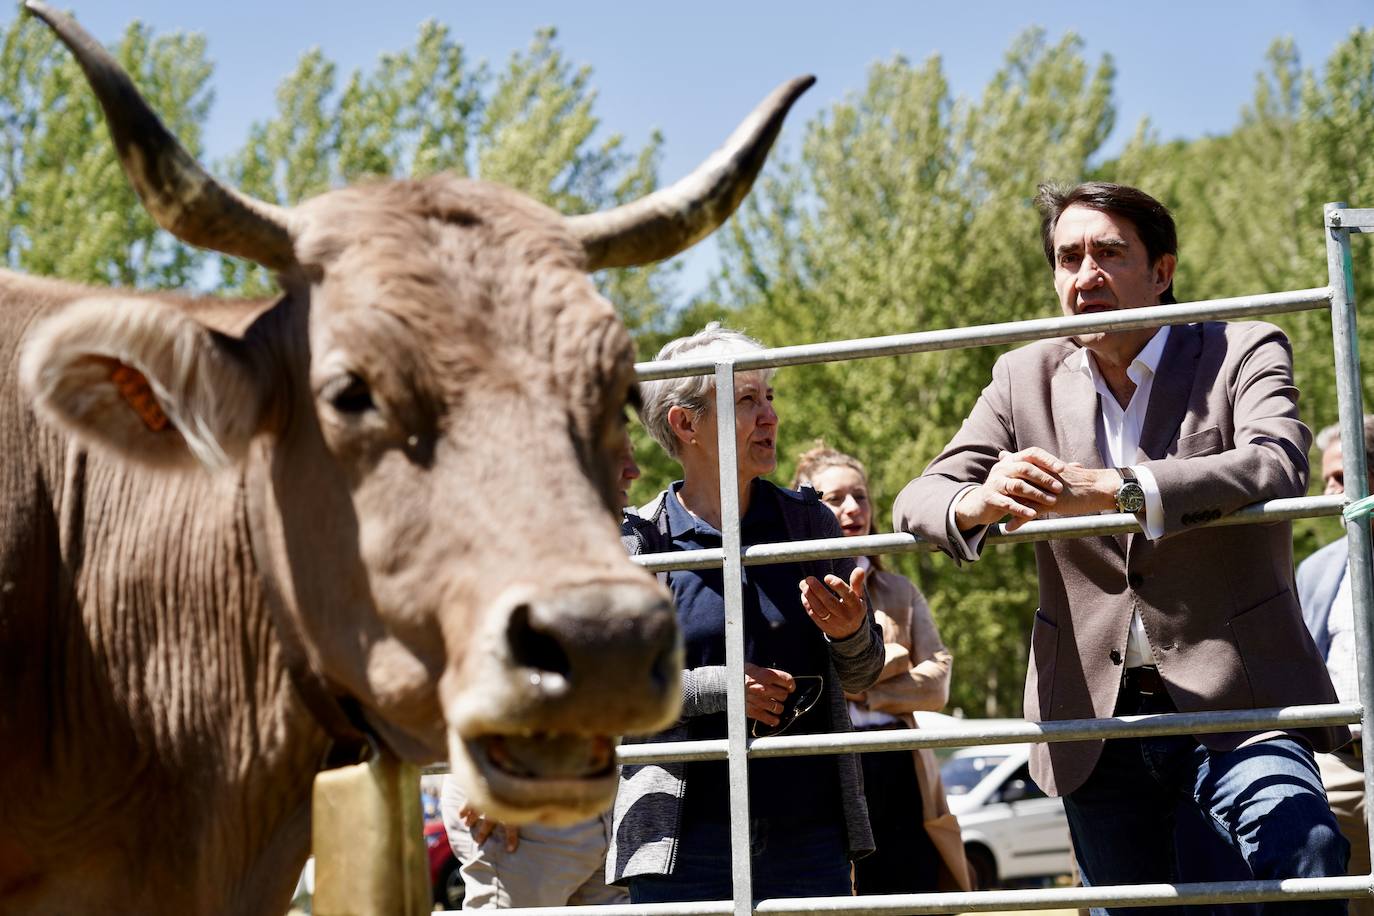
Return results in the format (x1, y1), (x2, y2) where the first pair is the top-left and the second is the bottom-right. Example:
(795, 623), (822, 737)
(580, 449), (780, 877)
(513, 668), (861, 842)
(6, 437), (329, 913)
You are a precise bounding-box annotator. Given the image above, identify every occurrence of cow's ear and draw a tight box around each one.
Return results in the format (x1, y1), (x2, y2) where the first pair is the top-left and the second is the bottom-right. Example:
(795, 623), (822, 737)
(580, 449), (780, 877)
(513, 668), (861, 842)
(19, 297), (269, 470)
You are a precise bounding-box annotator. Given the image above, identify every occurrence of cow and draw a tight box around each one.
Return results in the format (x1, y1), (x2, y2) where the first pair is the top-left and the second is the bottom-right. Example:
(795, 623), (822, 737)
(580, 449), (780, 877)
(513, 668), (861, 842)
(0, 3), (812, 912)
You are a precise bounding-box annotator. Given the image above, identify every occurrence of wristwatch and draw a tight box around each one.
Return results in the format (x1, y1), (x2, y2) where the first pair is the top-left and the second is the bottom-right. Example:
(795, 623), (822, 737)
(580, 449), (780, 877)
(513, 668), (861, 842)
(1115, 467), (1146, 514)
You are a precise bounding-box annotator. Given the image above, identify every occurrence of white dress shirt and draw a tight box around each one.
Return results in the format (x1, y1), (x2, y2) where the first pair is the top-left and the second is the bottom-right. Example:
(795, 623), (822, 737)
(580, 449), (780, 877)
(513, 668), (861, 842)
(949, 326), (1170, 667)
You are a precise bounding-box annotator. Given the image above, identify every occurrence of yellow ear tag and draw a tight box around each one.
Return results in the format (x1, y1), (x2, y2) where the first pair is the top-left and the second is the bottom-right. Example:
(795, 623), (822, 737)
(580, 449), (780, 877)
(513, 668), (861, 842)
(110, 364), (170, 432)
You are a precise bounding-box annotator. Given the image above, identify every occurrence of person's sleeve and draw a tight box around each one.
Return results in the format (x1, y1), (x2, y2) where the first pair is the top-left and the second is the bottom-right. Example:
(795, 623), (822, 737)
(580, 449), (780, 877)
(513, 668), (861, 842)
(681, 667), (728, 717)
(1139, 324), (1311, 539)
(893, 353), (1017, 564)
(863, 578), (953, 715)
(946, 485), (988, 560)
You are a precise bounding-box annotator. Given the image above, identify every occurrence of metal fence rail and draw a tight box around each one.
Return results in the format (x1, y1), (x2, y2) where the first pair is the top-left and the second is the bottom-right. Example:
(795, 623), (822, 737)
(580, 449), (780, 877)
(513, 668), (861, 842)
(427, 201), (1374, 914)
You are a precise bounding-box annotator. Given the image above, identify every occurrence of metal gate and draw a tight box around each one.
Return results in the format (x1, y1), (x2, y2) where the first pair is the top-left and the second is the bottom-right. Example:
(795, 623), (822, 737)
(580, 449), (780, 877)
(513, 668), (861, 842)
(325, 202), (1374, 914)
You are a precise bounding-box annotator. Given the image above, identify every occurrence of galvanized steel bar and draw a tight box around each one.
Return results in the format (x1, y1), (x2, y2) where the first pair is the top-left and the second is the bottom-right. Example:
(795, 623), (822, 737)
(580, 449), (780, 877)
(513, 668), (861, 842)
(633, 495), (1344, 573)
(747, 875), (1373, 914)
(452, 875), (1372, 916)
(1326, 207), (1374, 231)
(634, 288), (1330, 381)
(712, 360), (753, 916)
(613, 703), (1361, 764)
(1325, 201), (1374, 874)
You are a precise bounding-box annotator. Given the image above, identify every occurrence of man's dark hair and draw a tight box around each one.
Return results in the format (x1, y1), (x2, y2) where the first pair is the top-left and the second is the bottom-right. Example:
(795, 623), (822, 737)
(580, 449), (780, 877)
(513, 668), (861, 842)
(1034, 182), (1178, 304)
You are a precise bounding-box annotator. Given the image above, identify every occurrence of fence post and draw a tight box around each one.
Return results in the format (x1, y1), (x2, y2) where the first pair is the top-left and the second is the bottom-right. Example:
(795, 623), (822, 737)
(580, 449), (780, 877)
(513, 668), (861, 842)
(715, 359), (755, 916)
(1325, 201), (1374, 903)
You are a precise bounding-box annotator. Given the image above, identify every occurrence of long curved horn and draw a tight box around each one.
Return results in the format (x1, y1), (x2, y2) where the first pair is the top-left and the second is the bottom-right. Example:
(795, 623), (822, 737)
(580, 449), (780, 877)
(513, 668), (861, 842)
(567, 75), (814, 271)
(24, 1), (295, 273)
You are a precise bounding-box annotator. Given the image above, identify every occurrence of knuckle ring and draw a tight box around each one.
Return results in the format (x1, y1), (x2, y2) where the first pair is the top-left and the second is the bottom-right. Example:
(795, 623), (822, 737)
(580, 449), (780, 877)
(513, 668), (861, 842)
(818, 612), (833, 620)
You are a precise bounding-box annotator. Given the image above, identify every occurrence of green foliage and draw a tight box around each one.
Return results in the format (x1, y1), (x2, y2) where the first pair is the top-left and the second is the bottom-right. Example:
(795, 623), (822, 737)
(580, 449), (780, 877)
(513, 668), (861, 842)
(1110, 30), (1374, 556)
(687, 26), (1374, 716)
(707, 31), (1114, 715)
(0, 16), (212, 287)
(219, 24), (675, 324)
(6, 11), (1374, 721)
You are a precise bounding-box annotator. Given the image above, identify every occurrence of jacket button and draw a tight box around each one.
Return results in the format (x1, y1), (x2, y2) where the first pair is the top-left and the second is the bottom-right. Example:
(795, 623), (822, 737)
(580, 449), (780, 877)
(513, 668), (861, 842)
(1110, 648), (1123, 665)
(1128, 572), (1144, 589)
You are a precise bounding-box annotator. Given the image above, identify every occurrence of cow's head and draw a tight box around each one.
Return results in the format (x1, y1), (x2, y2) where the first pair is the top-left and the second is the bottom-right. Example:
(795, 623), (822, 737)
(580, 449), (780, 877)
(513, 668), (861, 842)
(17, 2), (811, 822)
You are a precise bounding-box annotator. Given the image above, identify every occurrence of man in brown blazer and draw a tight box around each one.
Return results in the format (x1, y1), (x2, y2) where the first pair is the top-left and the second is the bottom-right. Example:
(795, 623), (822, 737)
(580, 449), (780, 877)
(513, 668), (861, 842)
(893, 182), (1349, 913)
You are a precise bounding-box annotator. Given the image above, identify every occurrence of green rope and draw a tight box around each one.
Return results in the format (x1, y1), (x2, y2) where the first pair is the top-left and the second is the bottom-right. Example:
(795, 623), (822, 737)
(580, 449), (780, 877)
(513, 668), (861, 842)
(1343, 494), (1374, 524)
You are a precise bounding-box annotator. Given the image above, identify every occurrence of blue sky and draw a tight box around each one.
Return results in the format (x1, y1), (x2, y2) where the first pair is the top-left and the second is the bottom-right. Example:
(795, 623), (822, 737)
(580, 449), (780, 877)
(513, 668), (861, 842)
(13, 1), (1372, 297)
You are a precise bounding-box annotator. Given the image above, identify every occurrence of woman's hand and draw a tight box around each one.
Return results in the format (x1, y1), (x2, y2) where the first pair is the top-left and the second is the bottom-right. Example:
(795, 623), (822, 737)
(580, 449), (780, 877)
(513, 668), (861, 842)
(800, 565), (868, 639)
(744, 663), (795, 727)
(459, 803), (520, 852)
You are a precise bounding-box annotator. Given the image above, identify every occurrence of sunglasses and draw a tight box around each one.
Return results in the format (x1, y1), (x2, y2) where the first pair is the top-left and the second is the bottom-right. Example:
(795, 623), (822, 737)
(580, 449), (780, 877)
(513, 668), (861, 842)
(751, 675), (825, 738)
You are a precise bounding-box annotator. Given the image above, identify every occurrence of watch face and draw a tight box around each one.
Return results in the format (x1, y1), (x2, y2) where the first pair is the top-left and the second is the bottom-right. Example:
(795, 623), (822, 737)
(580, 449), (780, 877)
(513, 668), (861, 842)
(1118, 482), (1146, 514)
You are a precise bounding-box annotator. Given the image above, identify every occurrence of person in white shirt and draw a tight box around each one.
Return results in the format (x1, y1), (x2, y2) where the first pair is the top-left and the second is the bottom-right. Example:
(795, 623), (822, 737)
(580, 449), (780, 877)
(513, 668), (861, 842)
(1299, 417), (1374, 916)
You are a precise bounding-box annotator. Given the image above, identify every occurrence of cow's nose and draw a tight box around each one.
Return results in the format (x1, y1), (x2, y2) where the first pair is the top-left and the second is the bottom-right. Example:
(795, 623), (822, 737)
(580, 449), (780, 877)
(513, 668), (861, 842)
(500, 581), (681, 730)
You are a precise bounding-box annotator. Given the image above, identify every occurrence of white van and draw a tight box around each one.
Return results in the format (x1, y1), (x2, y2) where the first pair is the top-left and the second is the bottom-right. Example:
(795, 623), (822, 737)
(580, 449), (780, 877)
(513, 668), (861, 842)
(941, 744), (1075, 890)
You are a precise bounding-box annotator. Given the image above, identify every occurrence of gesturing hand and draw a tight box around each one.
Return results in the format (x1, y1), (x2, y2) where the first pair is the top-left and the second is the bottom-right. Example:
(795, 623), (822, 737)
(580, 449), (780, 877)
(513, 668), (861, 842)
(954, 447), (1066, 532)
(744, 664), (795, 728)
(800, 565), (867, 639)
(458, 803), (520, 852)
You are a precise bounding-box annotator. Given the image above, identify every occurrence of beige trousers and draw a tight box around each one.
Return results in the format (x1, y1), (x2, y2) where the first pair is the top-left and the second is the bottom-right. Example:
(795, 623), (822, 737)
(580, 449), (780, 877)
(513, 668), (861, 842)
(440, 776), (628, 909)
(1319, 749), (1373, 916)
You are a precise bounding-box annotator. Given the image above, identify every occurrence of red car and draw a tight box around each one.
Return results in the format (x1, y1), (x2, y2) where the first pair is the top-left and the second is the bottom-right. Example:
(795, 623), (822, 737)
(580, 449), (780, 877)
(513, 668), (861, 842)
(425, 812), (463, 910)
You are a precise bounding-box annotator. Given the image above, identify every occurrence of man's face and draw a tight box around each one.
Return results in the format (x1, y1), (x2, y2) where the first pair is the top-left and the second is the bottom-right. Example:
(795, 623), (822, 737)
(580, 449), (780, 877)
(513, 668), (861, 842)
(1322, 441), (1345, 495)
(1320, 439), (1374, 496)
(1052, 204), (1176, 364)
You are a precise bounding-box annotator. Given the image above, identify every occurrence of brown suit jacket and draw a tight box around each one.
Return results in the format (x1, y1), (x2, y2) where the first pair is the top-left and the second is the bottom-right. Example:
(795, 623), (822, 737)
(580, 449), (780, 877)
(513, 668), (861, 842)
(893, 321), (1346, 796)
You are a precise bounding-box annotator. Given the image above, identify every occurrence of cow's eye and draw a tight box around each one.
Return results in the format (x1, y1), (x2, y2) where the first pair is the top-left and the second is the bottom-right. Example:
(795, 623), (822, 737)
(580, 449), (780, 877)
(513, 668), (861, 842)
(322, 373), (375, 414)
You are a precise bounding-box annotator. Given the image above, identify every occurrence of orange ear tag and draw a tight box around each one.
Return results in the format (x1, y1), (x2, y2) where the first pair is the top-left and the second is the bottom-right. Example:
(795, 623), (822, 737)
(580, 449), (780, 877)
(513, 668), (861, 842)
(110, 364), (170, 432)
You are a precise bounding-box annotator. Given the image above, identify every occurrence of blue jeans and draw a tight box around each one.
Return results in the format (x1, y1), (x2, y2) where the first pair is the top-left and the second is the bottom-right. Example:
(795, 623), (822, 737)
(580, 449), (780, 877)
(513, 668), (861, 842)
(1063, 687), (1349, 915)
(627, 817), (851, 903)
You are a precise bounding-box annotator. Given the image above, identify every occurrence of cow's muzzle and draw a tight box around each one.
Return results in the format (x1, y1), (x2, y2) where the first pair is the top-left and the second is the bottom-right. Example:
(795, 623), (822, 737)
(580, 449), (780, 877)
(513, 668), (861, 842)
(444, 579), (681, 823)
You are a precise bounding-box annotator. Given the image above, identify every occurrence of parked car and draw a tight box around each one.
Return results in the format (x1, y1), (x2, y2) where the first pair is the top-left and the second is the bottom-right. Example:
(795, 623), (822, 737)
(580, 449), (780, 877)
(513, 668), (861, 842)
(941, 744), (1075, 890)
(425, 817), (464, 910)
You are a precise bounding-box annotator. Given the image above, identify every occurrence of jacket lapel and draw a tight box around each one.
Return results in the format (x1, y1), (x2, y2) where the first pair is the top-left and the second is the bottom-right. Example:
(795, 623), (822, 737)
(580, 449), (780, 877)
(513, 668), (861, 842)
(1138, 323), (1202, 461)
(1050, 351), (1125, 559)
(1050, 351), (1103, 468)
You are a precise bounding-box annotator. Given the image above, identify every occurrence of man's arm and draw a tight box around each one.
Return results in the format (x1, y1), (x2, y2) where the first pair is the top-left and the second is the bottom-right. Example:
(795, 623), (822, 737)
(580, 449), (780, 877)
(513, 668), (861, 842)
(893, 355), (1058, 560)
(1139, 326), (1310, 538)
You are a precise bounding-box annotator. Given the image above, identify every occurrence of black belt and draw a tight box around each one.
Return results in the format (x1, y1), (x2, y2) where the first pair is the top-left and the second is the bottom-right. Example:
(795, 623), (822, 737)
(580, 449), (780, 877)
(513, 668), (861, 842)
(1123, 665), (1165, 696)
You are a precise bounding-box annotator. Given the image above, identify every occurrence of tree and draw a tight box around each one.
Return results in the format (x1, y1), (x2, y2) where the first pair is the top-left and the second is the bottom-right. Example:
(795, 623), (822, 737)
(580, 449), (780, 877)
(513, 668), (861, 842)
(0, 15), (213, 288)
(704, 30), (1116, 716)
(1109, 29), (1374, 556)
(219, 25), (677, 327)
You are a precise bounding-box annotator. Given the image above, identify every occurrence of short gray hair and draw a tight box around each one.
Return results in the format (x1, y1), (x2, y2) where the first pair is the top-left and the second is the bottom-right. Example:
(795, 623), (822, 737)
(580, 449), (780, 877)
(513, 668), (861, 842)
(1315, 416), (1374, 459)
(638, 322), (772, 460)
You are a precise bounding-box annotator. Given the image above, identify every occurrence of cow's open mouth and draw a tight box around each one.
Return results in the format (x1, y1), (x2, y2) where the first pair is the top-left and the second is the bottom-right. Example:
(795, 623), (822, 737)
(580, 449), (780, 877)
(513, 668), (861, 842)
(453, 731), (620, 823)
(475, 733), (615, 781)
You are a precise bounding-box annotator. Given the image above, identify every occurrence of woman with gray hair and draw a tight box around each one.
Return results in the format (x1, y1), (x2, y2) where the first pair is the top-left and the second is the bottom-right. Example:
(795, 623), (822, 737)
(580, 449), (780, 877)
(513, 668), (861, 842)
(612, 322), (884, 903)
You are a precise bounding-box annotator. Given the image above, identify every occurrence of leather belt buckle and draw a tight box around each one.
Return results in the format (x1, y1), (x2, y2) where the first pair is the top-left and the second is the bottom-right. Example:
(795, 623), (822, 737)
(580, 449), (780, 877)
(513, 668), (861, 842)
(1125, 665), (1164, 696)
